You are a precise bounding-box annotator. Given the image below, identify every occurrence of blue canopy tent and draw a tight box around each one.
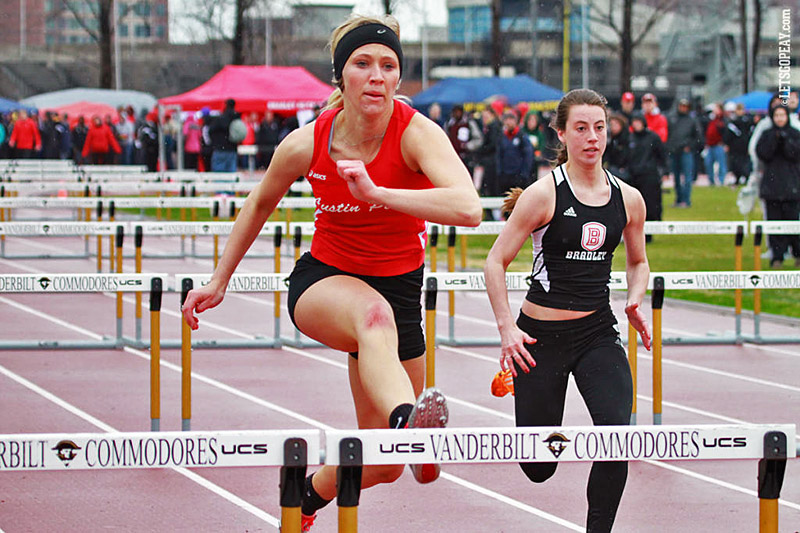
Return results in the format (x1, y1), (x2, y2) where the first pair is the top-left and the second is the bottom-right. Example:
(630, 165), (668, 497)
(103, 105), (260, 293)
(411, 75), (564, 114)
(726, 91), (774, 113)
(0, 96), (36, 114)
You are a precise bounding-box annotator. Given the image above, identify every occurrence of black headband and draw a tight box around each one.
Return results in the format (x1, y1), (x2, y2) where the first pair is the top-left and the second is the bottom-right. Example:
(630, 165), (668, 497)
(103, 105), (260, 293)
(333, 23), (403, 81)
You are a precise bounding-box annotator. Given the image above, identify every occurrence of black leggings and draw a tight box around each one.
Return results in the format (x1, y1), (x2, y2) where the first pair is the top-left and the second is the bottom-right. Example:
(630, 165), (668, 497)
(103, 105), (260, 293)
(514, 306), (633, 533)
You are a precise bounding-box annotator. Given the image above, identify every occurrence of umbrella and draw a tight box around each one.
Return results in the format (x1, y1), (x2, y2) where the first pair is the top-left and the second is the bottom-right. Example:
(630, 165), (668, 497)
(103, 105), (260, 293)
(726, 91), (774, 113)
(21, 88), (157, 114)
(0, 96), (37, 114)
(41, 101), (119, 126)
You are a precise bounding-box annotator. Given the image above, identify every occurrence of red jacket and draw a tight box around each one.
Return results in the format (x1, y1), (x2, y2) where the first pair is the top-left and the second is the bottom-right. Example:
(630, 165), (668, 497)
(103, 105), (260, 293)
(645, 112), (668, 143)
(705, 117), (725, 146)
(82, 123), (122, 157)
(9, 118), (41, 150)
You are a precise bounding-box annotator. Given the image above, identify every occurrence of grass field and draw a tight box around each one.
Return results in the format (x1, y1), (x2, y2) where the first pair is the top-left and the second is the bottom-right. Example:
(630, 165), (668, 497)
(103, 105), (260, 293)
(125, 183), (799, 318)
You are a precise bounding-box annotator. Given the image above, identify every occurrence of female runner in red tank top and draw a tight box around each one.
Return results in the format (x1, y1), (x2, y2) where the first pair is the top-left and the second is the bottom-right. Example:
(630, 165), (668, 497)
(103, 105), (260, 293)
(181, 14), (481, 530)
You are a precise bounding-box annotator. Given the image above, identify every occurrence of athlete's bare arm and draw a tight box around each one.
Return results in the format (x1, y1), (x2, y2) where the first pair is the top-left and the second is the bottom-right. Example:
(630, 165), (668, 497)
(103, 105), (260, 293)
(181, 125), (314, 329)
(484, 179), (556, 374)
(619, 181), (652, 350)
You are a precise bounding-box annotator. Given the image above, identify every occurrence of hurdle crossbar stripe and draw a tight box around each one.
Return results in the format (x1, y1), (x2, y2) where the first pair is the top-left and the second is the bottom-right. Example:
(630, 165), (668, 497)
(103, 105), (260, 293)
(751, 220), (800, 234)
(422, 271), (800, 291)
(0, 430), (320, 471)
(0, 221), (125, 236)
(181, 273), (290, 293)
(0, 273), (167, 293)
(428, 220), (749, 237)
(135, 221), (284, 236)
(324, 424), (795, 466)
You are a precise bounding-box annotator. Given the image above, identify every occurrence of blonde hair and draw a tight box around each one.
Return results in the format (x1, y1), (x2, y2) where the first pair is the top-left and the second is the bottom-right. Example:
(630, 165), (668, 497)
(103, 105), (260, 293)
(502, 187), (525, 216)
(324, 14), (401, 111)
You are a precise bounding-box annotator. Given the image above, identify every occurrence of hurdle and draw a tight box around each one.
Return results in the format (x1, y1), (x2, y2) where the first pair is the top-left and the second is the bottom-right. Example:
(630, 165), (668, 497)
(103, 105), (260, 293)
(0, 273), (165, 350)
(170, 273), (289, 351)
(324, 423), (796, 533)
(2, 424), (793, 532)
(0, 220), (123, 262)
(749, 221), (800, 343)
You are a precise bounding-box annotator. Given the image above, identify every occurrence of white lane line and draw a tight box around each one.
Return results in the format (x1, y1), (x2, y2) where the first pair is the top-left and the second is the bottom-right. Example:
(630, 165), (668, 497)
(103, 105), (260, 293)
(0, 363), (280, 528)
(642, 460), (800, 512)
(440, 472), (584, 532)
(636, 352), (800, 393)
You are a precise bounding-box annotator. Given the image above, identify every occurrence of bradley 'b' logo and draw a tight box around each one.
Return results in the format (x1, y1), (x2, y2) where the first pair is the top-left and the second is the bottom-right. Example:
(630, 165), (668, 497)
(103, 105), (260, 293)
(544, 432), (571, 458)
(52, 440), (82, 466)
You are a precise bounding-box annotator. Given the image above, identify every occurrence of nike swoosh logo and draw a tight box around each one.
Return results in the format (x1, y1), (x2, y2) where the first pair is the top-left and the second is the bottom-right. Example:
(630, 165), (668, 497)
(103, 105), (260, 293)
(377, 29), (387, 34)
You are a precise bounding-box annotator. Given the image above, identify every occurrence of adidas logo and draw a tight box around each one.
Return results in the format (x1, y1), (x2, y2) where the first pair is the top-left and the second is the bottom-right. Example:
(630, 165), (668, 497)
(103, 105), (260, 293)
(563, 206), (577, 217)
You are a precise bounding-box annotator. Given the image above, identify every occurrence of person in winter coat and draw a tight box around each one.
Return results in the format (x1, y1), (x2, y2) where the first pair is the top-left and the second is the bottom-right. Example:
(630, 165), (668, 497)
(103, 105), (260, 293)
(256, 111), (281, 169)
(628, 113), (667, 240)
(755, 104), (800, 268)
(208, 98), (240, 172)
(136, 112), (159, 172)
(82, 116), (121, 164)
(666, 99), (703, 207)
(472, 107), (502, 204)
(723, 103), (754, 185)
(71, 116), (89, 164)
(445, 104), (483, 172)
(183, 113), (203, 170)
(522, 110), (548, 179)
(495, 110), (534, 195)
(603, 112), (629, 181)
(704, 103), (728, 186)
(8, 109), (41, 159)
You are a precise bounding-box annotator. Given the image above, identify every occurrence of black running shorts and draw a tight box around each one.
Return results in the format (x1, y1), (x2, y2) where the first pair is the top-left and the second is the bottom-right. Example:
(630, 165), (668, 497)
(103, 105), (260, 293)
(287, 252), (425, 361)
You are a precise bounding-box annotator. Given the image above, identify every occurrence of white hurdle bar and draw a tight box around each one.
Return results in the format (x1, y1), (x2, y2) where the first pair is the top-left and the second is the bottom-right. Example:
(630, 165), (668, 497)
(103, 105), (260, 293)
(423, 270), (800, 348)
(0, 273), (165, 350)
(1, 424), (794, 533)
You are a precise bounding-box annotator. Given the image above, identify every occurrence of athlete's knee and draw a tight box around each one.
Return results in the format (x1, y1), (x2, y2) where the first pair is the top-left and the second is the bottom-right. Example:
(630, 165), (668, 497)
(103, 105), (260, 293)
(370, 464), (404, 485)
(519, 461), (557, 483)
(359, 299), (395, 331)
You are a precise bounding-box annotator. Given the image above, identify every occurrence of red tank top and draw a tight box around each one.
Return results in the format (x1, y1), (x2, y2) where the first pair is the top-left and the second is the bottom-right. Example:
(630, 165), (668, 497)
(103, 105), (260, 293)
(307, 100), (433, 276)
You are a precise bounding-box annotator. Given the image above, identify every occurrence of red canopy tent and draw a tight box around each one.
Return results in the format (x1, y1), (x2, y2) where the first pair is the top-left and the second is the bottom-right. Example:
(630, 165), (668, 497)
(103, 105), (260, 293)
(41, 101), (119, 126)
(158, 65), (333, 114)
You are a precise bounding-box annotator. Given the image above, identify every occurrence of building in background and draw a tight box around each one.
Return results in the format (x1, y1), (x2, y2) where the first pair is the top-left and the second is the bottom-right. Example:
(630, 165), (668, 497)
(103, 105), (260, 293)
(0, 0), (169, 48)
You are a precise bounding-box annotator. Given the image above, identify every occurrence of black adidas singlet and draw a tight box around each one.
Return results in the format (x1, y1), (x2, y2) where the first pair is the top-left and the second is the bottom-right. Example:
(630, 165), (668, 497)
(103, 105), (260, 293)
(525, 164), (627, 311)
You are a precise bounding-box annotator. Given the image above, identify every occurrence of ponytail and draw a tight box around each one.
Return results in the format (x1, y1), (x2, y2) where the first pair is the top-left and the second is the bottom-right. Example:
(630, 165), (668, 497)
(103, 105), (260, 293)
(502, 187), (525, 216)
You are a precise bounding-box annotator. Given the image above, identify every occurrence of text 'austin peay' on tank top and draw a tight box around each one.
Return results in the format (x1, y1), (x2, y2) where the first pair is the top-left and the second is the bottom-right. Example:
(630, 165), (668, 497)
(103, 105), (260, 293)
(306, 100), (433, 276)
(525, 164), (628, 311)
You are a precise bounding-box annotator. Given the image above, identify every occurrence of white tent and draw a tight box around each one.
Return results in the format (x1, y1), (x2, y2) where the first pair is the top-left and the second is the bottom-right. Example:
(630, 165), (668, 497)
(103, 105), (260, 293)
(20, 88), (157, 114)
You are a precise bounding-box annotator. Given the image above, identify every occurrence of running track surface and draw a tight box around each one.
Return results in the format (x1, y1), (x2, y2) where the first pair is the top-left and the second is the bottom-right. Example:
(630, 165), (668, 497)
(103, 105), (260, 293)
(1, 210), (799, 533)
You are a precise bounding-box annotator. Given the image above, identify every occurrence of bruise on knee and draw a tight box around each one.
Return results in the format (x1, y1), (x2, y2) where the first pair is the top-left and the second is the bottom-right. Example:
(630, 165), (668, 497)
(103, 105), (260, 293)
(363, 302), (393, 329)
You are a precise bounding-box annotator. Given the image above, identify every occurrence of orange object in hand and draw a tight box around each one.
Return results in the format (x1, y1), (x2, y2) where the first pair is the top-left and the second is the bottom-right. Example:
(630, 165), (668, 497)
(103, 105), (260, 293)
(491, 369), (515, 397)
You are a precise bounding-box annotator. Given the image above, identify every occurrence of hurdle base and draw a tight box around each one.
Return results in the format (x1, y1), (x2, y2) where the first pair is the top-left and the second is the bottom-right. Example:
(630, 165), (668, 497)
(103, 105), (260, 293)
(0, 339), (120, 350)
(0, 253), (91, 260)
(280, 336), (324, 349)
(435, 335), (502, 347)
(739, 334), (800, 345)
(158, 337), (283, 349)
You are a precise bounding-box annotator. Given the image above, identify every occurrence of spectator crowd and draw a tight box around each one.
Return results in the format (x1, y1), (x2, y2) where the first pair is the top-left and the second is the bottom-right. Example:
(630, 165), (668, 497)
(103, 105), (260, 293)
(0, 100), (308, 173)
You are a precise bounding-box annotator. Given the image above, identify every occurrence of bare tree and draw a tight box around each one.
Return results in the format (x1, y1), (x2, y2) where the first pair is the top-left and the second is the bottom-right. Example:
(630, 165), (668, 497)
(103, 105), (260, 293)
(59, 0), (114, 88)
(588, 0), (678, 93)
(177, 0), (260, 65)
(751, 0), (762, 89)
(490, 0), (502, 76)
